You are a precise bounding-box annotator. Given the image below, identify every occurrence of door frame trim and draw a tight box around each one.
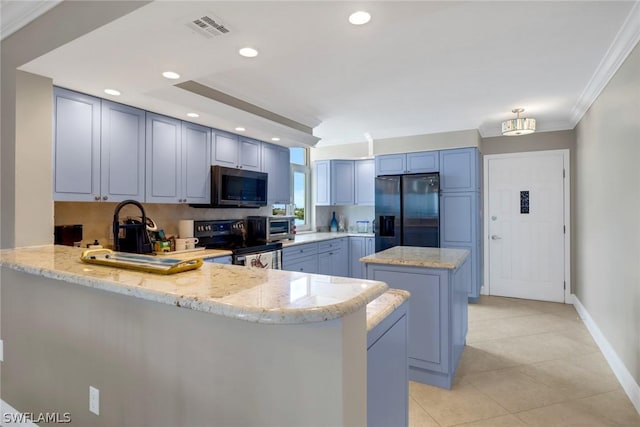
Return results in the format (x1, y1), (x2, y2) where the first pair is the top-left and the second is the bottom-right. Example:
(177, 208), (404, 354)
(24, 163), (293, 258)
(482, 149), (571, 303)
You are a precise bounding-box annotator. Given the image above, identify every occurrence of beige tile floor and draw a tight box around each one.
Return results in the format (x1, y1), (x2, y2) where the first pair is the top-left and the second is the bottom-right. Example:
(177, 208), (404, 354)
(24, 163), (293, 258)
(409, 296), (640, 426)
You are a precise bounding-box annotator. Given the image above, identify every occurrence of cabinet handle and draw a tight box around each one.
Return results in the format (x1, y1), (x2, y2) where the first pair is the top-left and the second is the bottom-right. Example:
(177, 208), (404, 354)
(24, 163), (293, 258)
(102, 196), (108, 201)
(94, 196), (100, 201)
(299, 268), (303, 271)
(491, 235), (502, 240)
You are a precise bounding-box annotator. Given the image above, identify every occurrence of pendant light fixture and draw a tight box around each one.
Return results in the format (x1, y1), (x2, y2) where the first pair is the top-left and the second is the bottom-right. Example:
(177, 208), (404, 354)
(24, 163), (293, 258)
(502, 108), (536, 136)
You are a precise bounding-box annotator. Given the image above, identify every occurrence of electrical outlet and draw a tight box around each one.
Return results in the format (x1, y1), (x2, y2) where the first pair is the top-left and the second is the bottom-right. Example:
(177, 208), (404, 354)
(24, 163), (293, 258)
(89, 386), (100, 415)
(0, 339), (3, 362)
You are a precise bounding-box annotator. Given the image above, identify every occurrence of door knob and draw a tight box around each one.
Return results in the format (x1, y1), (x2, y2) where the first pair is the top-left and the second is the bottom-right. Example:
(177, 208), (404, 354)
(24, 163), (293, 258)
(491, 235), (502, 240)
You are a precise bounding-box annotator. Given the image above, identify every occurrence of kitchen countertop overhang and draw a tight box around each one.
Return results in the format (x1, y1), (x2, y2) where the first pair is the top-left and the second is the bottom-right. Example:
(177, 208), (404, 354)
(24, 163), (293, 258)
(0, 245), (388, 325)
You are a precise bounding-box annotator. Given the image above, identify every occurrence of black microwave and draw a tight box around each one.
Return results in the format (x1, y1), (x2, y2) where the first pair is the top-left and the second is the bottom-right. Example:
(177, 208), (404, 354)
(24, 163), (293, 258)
(211, 165), (269, 208)
(202, 165), (268, 208)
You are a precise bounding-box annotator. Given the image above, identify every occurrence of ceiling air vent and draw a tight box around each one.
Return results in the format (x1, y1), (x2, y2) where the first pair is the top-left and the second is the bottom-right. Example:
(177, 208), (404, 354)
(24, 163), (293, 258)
(186, 15), (230, 38)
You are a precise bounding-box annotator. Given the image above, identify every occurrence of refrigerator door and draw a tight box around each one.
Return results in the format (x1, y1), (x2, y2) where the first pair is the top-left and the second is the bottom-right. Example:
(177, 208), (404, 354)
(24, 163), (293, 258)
(375, 176), (401, 252)
(402, 173), (440, 248)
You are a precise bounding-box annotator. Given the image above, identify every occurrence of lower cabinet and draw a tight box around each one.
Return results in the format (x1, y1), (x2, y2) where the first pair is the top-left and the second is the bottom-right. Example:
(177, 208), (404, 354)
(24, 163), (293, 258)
(367, 299), (409, 427)
(317, 238), (349, 277)
(365, 258), (469, 389)
(282, 243), (319, 273)
(349, 236), (375, 279)
(204, 256), (232, 264)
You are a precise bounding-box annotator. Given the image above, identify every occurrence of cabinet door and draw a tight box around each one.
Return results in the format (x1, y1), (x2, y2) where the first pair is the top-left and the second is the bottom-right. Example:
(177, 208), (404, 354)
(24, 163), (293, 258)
(239, 137), (261, 171)
(368, 313), (408, 427)
(407, 151), (439, 173)
(145, 113), (182, 203)
(315, 160), (330, 206)
(375, 154), (405, 176)
(182, 122), (211, 204)
(53, 87), (101, 201)
(262, 143), (291, 204)
(100, 100), (145, 202)
(365, 237), (375, 256)
(331, 160), (355, 205)
(439, 148), (479, 192)
(367, 266), (449, 373)
(354, 159), (375, 205)
(440, 192), (480, 299)
(349, 237), (366, 279)
(284, 256), (318, 273)
(212, 130), (239, 168)
(335, 238), (349, 277)
(317, 250), (332, 275)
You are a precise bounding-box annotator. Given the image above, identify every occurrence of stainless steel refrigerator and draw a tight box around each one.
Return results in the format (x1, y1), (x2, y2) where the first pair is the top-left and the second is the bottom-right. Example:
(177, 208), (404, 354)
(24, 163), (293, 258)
(375, 173), (440, 251)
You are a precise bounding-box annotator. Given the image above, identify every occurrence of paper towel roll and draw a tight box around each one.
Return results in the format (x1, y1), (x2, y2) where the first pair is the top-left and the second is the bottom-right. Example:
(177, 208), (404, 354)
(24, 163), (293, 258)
(178, 220), (194, 238)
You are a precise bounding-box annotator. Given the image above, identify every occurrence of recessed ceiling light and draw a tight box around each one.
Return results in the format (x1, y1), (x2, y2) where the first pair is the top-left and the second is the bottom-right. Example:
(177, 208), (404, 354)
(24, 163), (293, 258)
(349, 11), (371, 25)
(238, 47), (258, 58)
(235, 127), (246, 132)
(187, 113), (199, 118)
(104, 89), (121, 96)
(271, 137), (280, 142)
(162, 71), (180, 80)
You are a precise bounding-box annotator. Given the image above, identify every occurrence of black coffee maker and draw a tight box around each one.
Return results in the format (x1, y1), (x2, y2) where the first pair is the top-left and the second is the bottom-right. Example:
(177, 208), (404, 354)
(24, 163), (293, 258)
(113, 200), (153, 254)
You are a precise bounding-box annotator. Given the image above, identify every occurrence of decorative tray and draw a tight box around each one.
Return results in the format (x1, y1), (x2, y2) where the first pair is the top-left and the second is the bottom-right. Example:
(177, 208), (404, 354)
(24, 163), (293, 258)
(80, 249), (203, 275)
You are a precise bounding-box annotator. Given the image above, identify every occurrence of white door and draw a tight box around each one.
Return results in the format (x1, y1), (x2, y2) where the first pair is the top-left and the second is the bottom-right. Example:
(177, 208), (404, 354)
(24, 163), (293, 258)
(485, 150), (568, 302)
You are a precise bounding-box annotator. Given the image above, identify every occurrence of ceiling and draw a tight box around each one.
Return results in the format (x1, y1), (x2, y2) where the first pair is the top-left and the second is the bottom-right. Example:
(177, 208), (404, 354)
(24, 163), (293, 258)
(11, 1), (640, 147)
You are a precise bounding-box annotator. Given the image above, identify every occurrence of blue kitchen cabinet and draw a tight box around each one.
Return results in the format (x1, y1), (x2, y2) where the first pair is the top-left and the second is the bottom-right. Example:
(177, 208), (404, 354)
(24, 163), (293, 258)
(439, 148), (480, 192)
(282, 243), (319, 273)
(145, 113), (182, 203)
(262, 143), (291, 205)
(354, 159), (375, 206)
(349, 236), (376, 279)
(365, 257), (469, 389)
(204, 256), (232, 264)
(100, 100), (146, 202)
(318, 238), (348, 277)
(182, 122), (211, 204)
(53, 87), (101, 201)
(367, 299), (409, 427)
(315, 160), (355, 206)
(211, 131), (261, 171)
(375, 151), (438, 176)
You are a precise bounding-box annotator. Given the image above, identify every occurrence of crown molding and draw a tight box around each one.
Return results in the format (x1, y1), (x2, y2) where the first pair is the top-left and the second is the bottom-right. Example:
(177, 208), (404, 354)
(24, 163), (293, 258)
(568, 1), (640, 127)
(0, 0), (62, 40)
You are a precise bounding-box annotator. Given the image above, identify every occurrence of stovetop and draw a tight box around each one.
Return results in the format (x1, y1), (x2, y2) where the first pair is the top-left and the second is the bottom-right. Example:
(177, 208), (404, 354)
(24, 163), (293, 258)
(194, 219), (282, 255)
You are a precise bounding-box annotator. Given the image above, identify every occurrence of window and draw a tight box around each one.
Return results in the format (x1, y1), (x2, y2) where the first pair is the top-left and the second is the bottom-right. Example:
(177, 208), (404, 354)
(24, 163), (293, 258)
(290, 147), (311, 231)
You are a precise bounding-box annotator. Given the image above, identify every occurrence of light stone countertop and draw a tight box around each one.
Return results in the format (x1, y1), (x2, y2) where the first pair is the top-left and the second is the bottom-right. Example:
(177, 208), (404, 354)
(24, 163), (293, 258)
(366, 289), (410, 332)
(282, 232), (375, 247)
(361, 246), (469, 270)
(0, 245), (388, 325)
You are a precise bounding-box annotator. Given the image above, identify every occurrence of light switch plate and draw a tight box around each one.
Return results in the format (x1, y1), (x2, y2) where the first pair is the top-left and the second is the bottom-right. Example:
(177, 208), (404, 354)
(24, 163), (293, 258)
(89, 386), (99, 415)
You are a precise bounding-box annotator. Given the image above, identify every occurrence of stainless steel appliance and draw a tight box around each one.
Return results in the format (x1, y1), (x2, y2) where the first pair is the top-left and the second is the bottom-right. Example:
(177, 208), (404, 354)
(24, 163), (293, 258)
(191, 165), (268, 208)
(375, 173), (440, 251)
(246, 216), (295, 242)
(194, 219), (282, 269)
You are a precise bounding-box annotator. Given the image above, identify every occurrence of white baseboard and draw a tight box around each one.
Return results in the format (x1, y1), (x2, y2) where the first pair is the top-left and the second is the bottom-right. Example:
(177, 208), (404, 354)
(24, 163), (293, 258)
(572, 295), (640, 415)
(1, 400), (37, 426)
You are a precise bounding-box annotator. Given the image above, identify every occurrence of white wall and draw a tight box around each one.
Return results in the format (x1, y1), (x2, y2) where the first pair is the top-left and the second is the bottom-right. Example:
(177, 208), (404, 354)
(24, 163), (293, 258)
(575, 42), (640, 387)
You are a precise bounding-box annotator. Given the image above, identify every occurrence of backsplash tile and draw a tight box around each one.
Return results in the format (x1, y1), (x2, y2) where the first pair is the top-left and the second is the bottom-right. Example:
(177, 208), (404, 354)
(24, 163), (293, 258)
(55, 202), (271, 247)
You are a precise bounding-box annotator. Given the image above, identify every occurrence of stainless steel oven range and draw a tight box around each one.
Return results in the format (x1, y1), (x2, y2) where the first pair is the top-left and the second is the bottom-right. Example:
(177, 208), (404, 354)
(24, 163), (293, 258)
(194, 219), (282, 269)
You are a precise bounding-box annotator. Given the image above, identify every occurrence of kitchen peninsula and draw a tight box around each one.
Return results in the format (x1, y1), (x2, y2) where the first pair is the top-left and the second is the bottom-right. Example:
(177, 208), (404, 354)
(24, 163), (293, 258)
(1, 245), (391, 426)
(362, 246), (470, 389)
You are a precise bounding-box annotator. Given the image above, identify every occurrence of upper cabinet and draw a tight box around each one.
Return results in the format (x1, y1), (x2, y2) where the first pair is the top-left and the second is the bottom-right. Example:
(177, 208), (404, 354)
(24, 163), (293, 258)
(212, 132), (261, 171)
(53, 87), (145, 202)
(262, 143), (291, 205)
(354, 159), (375, 206)
(439, 148), (480, 192)
(145, 113), (182, 203)
(182, 122), (211, 204)
(375, 151), (439, 176)
(100, 100), (146, 202)
(315, 160), (355, 206)
(53, 88), (101, 201)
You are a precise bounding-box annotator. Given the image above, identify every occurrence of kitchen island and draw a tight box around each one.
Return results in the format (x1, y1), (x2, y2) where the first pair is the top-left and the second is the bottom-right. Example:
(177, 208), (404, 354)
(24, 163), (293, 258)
(362, 246), (470, 389)
(1, 245), (390, 426)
